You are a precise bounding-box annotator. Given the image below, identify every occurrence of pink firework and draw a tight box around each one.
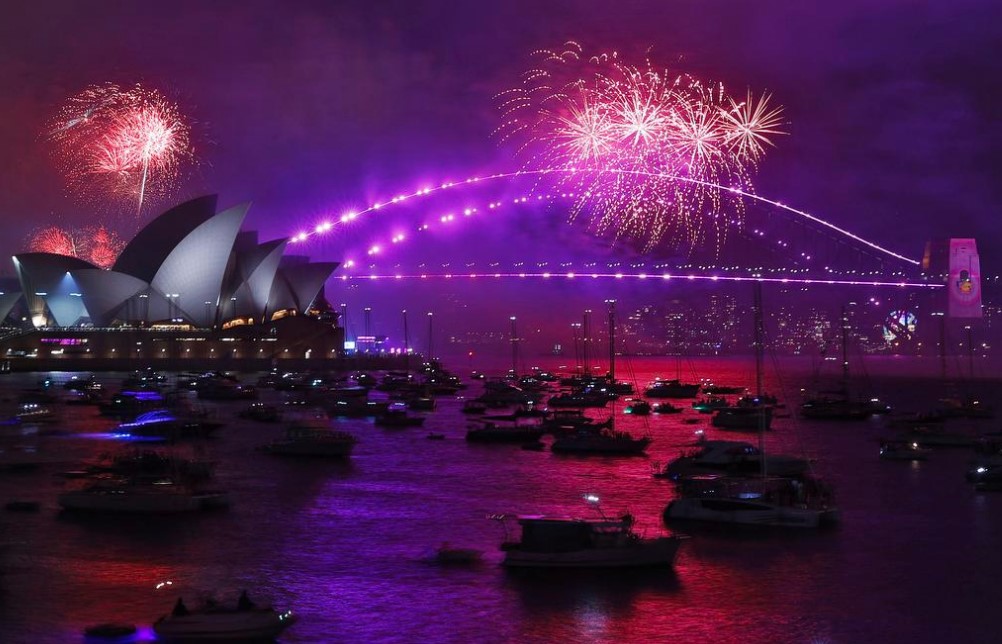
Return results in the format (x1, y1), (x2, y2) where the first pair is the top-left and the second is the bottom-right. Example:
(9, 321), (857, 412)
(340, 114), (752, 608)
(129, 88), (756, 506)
(47, 83), (193, 219)
(497, 43), (786, 252)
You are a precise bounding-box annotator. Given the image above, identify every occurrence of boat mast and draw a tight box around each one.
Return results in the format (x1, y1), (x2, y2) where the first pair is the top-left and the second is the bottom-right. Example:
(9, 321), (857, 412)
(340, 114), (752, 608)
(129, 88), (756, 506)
(582, 309), (591, 377)
(509, 316), (518, 376)
(753, 282), (767, 477)
(840, 306), (850, 392)
(606, 299), (616, 382)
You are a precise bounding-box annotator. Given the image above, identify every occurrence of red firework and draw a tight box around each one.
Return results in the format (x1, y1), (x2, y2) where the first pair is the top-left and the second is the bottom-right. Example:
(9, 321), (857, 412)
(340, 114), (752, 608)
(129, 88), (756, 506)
(26, 225), (125, 269)
(47, 83), (193, 218)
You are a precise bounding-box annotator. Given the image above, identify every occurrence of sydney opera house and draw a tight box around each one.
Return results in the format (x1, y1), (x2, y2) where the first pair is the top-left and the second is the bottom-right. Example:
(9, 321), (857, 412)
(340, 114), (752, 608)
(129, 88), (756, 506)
(0, 196), (349, 370)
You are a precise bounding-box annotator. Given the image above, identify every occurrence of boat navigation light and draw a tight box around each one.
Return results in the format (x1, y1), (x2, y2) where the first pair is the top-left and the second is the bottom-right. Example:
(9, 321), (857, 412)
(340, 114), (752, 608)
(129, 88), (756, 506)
(155, 580), (173, 590)
(583, 494), (600, 504)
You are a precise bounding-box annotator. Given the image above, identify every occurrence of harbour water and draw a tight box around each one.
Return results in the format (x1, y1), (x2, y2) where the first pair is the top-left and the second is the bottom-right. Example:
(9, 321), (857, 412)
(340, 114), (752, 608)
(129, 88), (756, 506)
(0, 356), (999, 643)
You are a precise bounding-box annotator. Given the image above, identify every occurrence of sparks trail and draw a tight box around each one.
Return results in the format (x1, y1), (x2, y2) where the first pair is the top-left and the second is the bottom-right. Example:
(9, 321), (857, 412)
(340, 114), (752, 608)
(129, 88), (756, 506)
(47, 83), (193, 219)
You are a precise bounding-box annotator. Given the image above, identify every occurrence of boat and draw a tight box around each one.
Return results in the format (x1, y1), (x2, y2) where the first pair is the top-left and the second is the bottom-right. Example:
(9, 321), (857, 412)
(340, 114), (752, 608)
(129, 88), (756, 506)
(540, 409), (610, 434)
(58, 480), (230, 513)
(654, 439), (810, 480)
(474, 380), (541, 407)
(701, 383), (746, 395)
(434, 543), (483, 565)
(801, 308), (890, 421)
(644, 379), (700, 399)
(547, 390), (613, 408)
(237, 402), (282, 422)
(114, 409), (224, 441)
(465, 420), (544, 444)
(83, 623), (137, 638)
(153, 604), (296, 641)
(374, 407), (425, 428)
(14, 402), (58, 423)
(461, 399), (488, 414)
(623, 399), (651, 415)
(711, 404), (773, 431)
(496, 510), (683, 568)
(260, 411), (357, 457)
(550, 427), (650, 456)
(879, 440), (930, 461)
(652, 402), (683, 414)
(664, 475), (839, 528)
(663, 284), (839, 530)
(691, 396), (728, 413)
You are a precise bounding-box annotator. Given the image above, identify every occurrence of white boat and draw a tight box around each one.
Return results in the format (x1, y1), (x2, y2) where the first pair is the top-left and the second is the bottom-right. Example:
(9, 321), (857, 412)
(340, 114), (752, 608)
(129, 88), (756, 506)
(497, 513), (682, 568)
(153, 606), (296, 641)
(664, 475), (838, 529)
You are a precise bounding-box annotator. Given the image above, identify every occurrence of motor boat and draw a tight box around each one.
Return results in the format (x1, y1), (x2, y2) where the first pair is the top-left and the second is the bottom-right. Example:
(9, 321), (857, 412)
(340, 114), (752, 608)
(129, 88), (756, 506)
(260, 412), (357, 457)
(654, 439), (809, 480)
(58, 480), (230, 513)
(551, 427), (651, 456)
(644, 379), (700, 399)
(879, 441), (930, 461)
(153, 605), (296, 641)
(496, 511), (683, 568)
(664, 475), (839, 529)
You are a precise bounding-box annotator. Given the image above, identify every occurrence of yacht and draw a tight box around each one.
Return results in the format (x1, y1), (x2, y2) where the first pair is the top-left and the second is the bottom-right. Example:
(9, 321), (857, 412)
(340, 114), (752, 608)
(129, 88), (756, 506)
(497, 513), (683, 568)
(115, 410), (224, 441)
(654, 439), (809, 480)
(663, 475), (839, 529)
(465, 420), (544, 444)
(644, 379), (700, 399)
(58, 480), (230, 513)
(260, 412), (357, 457)
(711, 405), (773, 431)
(550, 427), (651, 456)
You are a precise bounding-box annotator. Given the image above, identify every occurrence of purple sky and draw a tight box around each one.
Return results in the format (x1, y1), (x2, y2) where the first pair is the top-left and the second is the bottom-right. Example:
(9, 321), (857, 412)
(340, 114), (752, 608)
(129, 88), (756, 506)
(1, 1), (999, 344)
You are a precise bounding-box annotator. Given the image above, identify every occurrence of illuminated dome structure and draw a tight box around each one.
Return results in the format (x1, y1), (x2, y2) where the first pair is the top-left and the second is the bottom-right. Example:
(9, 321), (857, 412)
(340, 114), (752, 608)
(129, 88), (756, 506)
(6, 195), (337, 329)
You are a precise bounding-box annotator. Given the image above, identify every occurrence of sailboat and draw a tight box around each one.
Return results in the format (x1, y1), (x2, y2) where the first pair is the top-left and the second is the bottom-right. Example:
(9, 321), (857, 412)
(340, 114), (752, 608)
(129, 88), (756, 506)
(800, 307), (890, 421)
(663, 284), (840, 529)
(550, 302), (650, 456)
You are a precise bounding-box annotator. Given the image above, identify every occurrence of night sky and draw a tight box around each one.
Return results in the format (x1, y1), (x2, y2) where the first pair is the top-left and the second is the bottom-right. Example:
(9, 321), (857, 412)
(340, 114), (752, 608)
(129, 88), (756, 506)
(1, 1), (1000, 345)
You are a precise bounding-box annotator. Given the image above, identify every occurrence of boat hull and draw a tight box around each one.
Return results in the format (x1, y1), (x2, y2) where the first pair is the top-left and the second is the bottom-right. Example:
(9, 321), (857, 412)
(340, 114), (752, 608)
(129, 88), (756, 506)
(153, 609), (296, 641)
(664, 498), (838, 529)
(502, 537), (681, 568)
(58, 490), (230, 513)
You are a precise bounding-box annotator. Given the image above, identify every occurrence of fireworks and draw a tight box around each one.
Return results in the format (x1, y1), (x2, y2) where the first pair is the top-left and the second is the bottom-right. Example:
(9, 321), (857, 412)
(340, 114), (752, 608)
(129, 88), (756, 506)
(27, 225), (125, 269)
(47, 83), (192, 218)
(496, 42), (785, 252)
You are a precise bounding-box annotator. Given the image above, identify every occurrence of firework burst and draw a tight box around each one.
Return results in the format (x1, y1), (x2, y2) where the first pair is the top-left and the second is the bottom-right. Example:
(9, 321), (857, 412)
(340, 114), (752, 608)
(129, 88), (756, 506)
(27, 224), (125, 269)
(47, 83), (193, 219)
(496, 42), (785, 253)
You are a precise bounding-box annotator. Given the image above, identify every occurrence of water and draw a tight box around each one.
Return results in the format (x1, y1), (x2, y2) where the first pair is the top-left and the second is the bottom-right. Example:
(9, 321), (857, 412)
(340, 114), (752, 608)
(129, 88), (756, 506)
(0, 357), (999, 643)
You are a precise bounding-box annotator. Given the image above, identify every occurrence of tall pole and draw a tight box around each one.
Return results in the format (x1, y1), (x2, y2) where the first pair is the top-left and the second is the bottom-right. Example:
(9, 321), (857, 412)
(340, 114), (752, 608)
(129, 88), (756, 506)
(938, 313), (947, 381)
(840, 306), (850, 389)
(364, 307), (372, 352)
(966, 324), (974, 380)
(754, 283), (764, 399)
(402, 309), (409, 368)
(605, 300), (616, 382)
(427, 312), (434, 362)
(509, 316), (518, 376)
(753, 282), (766, 477)
(583, 309), (592, 376)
